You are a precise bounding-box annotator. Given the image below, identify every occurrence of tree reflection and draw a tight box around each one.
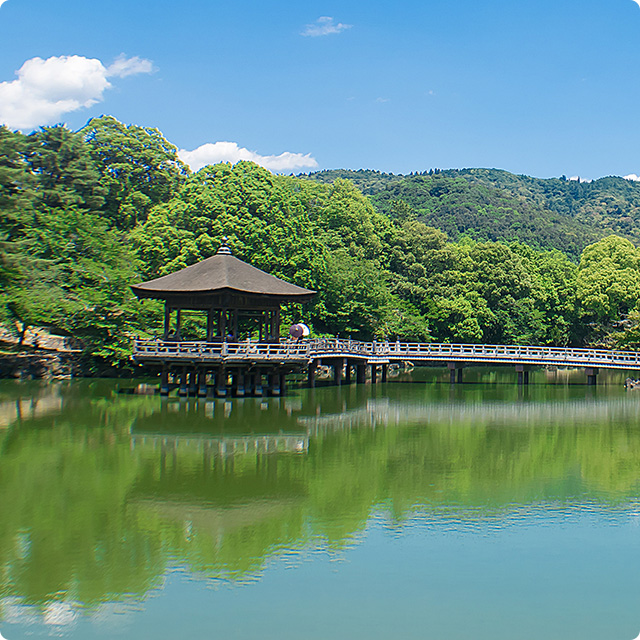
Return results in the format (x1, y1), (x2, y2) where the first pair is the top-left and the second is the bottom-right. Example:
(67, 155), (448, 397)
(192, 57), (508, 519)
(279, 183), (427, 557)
(1, 380), (640, 612)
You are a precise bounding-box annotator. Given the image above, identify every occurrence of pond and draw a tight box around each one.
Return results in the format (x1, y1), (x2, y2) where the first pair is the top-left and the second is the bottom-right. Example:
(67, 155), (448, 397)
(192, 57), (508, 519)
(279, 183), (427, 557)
(1, 368), (640, 639)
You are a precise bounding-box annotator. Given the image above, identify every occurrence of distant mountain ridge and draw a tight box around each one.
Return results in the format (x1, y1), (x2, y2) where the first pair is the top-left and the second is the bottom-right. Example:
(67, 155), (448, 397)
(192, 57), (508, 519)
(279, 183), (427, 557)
(302, 168), (640, 258)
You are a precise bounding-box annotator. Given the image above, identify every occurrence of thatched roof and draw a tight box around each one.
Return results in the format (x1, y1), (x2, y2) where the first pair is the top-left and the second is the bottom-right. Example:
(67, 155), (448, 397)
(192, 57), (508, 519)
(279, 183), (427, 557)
(131, 241), (316, 301)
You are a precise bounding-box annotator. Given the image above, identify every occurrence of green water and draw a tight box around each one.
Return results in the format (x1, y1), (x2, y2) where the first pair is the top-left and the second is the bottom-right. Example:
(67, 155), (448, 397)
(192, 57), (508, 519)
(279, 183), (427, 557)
(1, 369), (640, 639)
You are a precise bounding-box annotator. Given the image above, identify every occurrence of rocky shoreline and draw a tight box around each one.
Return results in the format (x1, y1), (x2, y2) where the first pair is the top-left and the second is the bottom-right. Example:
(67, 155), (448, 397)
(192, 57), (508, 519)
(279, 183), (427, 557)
(0, 350), (150, 380)
(0, 351), (80, 379)
(0, 326), (151, 379)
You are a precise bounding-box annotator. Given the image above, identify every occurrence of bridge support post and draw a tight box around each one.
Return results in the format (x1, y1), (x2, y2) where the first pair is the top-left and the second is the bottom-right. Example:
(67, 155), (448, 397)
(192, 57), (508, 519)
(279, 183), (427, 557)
(188, 368), (198, 397)
(268, 372), (280, 396)
(448, 362), (463, 384)
(333, 358), (344, 386)
(179, 366), (188, 396)
(246, 373), (256, 396)
(254, 373), (263, 397)
(381, 364), (388, 383)
(198, 368), (208, 397)
(371, 364), (377, 384)
(215, 367), (227, 398)
(234, 371), (245, 397)
(516, 364), (530, 386)
(308, 361), (317, 388)
(586, 367), (599, 386)
(206, 371), (215, 398)
(160, 366), (169, 396)
(279, 372), (287, 396)
(356, 364), (366, 384)
(345, 361), (352, 385)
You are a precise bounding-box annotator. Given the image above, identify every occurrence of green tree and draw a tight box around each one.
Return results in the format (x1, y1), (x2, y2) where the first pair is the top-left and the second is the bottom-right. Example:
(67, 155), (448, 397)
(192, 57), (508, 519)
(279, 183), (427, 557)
(83, 116), (189, 230)
(575, 236), (640, 345)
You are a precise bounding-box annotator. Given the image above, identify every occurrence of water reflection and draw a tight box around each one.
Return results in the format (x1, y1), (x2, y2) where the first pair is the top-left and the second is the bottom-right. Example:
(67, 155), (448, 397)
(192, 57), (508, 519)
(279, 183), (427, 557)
(1, 377), (640, 633)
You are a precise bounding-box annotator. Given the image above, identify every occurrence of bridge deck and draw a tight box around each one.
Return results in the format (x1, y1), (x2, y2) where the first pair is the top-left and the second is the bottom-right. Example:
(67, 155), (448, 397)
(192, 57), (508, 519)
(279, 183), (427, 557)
(133, 339), (640, 371)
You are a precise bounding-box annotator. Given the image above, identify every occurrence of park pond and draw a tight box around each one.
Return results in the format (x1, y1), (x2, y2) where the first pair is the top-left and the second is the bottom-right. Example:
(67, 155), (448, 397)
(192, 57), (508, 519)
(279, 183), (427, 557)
(1, 367), (640, 639)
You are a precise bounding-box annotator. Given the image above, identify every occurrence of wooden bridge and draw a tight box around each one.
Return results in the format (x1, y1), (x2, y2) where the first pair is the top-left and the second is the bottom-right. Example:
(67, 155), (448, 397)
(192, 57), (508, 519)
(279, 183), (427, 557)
(133, 338), (640, 396)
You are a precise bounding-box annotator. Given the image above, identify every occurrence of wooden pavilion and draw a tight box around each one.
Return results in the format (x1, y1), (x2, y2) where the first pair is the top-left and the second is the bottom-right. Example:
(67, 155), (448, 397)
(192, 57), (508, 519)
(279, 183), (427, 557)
(132, 239), (316, 343)
(131, 239), (316, 397)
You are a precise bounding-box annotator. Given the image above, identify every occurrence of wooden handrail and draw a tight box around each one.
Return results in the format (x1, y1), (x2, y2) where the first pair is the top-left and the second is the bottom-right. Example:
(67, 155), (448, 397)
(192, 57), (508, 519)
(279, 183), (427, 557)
(132, 339), (640, 370)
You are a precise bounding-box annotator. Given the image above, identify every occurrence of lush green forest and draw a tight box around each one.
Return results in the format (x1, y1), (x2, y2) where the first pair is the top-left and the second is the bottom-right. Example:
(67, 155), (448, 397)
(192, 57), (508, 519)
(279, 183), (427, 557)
(3, 117), (640, 368)
(305, 168), (640, 258)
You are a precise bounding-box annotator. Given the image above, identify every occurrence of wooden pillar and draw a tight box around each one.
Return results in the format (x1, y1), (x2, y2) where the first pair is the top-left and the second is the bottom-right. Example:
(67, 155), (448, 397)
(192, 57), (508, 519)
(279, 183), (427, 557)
(232, 309), (239, 341)
(274, 308), (281, 342)
(216, 367), (227, 397)
(448, 362), (463, 384)
(188, 368), (198, 396)
(160, 365), (169, 395)
(206, 370), (215, 398)
(381, 364), (388, 383)
(333, 358), (344, 386)
(235, 371), (245, 397)
(516, 364), (530, 385)
(206, 309), (214, 342)
(245, 373), (255, 396)
(371, 364), (377, 384)
(345, 361), (352, 384)
(220, 309), (227, 341)
(279, 372), (287, 397)
(254, 372), (264, 396)
(179, 366), (188, 396)
(586, 367), (599, 386)
(356, 364), (366, 384)
(216, 310), (222, 339)
(175, 309), (182, 340)
(308, 361), (317, 388)
(268, 310), (275, 342)
(268, 372), (280, 396)
(164, 304), (171, 340)
(198, 368), (208, 397)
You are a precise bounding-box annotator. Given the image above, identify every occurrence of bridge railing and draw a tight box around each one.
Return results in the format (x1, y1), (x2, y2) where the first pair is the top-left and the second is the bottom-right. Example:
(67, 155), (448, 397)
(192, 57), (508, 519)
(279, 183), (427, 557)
(133, 339), (313, 361)
(133, 338), (640, 369)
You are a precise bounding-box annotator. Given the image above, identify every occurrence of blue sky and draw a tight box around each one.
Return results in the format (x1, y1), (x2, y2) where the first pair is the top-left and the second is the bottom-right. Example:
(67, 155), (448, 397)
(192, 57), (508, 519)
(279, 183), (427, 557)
(2, 0), (640, 179)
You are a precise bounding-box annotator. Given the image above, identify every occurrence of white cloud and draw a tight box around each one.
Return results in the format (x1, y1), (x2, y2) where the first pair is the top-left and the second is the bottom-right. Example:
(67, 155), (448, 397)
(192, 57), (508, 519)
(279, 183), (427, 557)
(107, 54), (154, 78)
(624, 174), (640, 181)
(301, 16), (352, 37)
(0, 54), (153, 130)
(178, 141), (318, 173)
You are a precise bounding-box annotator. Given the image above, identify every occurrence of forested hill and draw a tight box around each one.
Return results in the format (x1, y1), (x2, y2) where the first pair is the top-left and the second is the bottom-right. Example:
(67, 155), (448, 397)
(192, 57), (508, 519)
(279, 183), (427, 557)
(303, 169), (640, 257)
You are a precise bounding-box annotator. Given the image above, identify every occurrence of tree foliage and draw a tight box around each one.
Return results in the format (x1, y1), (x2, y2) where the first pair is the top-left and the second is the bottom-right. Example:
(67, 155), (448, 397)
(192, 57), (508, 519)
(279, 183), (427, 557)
(3, 118), (640, 368)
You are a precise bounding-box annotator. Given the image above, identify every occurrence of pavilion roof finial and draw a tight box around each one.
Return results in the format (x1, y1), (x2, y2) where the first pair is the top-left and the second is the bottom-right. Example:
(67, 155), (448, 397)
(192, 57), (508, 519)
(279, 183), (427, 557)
(217, 237), (232, 255)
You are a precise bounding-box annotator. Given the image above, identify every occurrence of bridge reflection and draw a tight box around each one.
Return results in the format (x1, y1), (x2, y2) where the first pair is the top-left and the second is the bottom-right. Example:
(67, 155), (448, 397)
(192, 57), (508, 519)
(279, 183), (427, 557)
(299, 395), (640, 433)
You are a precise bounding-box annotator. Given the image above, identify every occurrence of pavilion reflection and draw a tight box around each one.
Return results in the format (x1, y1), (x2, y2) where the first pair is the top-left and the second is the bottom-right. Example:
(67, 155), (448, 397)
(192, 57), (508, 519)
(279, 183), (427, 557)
(131, 397), (309, 461)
